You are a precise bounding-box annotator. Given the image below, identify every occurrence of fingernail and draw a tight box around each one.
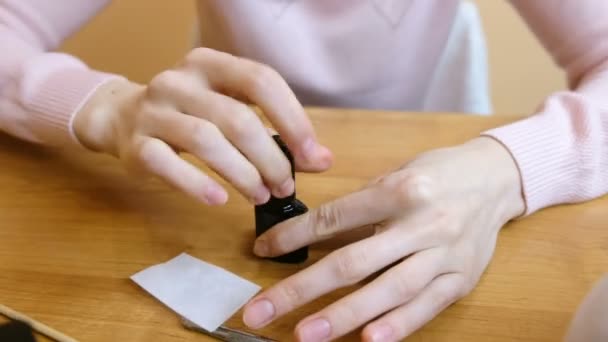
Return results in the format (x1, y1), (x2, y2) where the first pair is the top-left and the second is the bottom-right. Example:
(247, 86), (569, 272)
(320, 145), (332, 158)
(205, 185), (228, 205)
(276, 178), (294, 198)
(253, 185), (271, 205)
(243, 299), (275, 328)
(301, 138), (317, 161)
(298, 318), (331, 342)
(318, 146), (333, 168)
(369, 324), (394, 342)
(302, 138), (332, 167)
(253, 238), (269, 257)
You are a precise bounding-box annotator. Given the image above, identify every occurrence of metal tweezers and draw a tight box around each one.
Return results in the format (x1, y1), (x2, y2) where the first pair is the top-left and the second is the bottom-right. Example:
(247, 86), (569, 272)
(181, 318), (278, 342)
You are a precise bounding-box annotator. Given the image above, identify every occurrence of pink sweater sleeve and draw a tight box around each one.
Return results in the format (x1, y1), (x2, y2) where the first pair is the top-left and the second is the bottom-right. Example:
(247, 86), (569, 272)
(483, 0), (608, 215)
(0, 0), (122, 147)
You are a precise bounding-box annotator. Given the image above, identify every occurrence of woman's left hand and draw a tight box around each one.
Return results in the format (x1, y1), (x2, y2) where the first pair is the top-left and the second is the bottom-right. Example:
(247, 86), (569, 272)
(242, 137), (525, 341)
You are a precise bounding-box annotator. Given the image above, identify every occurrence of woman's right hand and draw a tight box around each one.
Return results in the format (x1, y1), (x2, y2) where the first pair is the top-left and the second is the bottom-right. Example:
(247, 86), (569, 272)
(73, 48), (333, 205)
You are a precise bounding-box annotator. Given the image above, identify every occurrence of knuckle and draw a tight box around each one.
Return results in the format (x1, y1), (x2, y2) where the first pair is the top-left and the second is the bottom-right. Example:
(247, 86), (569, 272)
(391, 273), (417, 300)
(333, 305), (362, 328)
(136, 105), (162, 127)
(332, 249), (370, 284)
(386, 170), (436, 208)
(136, 139), (163, 169)
(244, 63), (281, 95)
(224, 105), (259, 138)
(277, 281), (307, 309)
(184, 47), (215, 66)
(148, 71), (181, 97)
(311, 205), (343, 237)
(189, 121), (222, 156)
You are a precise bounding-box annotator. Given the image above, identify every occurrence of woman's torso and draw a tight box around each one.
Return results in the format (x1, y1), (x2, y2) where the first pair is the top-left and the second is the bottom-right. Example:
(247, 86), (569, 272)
(194, 0), (490, 114)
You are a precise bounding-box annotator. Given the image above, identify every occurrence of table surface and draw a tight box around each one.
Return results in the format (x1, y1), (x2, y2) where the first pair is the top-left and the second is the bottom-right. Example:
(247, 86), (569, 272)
(0, 108), (606, 342)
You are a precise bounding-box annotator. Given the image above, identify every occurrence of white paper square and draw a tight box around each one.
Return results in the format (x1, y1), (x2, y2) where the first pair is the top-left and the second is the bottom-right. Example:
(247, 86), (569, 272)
(131, 253), (261, 331)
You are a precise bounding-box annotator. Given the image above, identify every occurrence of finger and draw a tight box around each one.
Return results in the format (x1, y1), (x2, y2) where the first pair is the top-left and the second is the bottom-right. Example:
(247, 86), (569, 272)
(362, 273), (467, 342)
(254, 184), (401, 257)
(153, 82), (295, 198)
(243, 226), (434, 330)
(132, 137), (228, 205)
(265, 127), (278, 136)
(293, 248), (445, 341)
(146, 111), (271, 204)
(183, 48), (333, 172)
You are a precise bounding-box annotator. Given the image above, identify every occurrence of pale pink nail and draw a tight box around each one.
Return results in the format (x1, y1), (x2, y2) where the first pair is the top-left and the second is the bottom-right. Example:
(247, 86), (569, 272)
(301, 138), (317, 161)
(369, 324), (394, 342)
(298, 318), (331, 342)
(243, 299), (275, 328)
(204, 185), (228, 205)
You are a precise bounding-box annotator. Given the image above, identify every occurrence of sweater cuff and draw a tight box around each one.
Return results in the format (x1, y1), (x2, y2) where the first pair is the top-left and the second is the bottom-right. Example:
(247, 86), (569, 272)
(21, 57), (123, 147)
(481, 94), (585, 215)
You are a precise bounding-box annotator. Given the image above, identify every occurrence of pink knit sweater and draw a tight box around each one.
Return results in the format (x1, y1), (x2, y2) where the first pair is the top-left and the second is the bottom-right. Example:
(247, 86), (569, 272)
(1, 0), (607, 215)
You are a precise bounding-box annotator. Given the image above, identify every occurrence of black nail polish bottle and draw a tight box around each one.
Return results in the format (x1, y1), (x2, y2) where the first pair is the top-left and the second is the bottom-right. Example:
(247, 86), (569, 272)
(255, 135), (308, 264)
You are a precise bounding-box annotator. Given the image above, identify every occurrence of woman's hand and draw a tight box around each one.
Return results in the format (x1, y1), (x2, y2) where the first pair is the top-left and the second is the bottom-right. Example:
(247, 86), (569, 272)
(243, 137), (525, 341)
(73, 48), (332, 205)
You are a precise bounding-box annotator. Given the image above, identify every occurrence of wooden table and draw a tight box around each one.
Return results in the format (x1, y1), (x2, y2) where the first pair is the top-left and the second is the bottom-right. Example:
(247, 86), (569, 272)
(0, 109), (606, 341)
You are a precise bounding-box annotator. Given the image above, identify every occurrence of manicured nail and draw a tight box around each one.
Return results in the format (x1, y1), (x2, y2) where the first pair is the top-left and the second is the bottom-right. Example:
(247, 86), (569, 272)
(243, 299), (275, 328)
(253, 185), (271, 205)
(253, 238), (269, 257)
(369, 324), (394, 342)
(276, 178), (294, 198)
(205, 185), (228, 205)
(301, 138), (317, 161)
(318, 145), (333, 167)
(302, 138), (332, 167)
(298, 318), (331, 342)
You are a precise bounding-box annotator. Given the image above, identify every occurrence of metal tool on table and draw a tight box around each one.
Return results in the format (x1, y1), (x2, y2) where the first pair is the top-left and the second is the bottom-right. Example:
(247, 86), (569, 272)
(181, 318), (278, 342)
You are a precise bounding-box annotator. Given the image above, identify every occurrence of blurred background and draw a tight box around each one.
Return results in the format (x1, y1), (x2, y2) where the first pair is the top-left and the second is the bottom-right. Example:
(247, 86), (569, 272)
(60, 0), (565, 116)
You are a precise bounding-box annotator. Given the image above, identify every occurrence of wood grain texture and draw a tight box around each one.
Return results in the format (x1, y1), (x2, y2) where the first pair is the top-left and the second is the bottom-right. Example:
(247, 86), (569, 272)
(0, 109), (606, 341)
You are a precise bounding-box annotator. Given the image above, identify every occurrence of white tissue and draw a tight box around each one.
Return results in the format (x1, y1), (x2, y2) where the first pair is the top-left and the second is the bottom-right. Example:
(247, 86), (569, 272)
(131, 253), (261, 331)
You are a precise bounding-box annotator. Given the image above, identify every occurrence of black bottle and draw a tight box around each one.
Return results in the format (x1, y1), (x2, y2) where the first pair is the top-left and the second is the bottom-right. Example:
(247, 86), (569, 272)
(255, 135), (309, 263)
